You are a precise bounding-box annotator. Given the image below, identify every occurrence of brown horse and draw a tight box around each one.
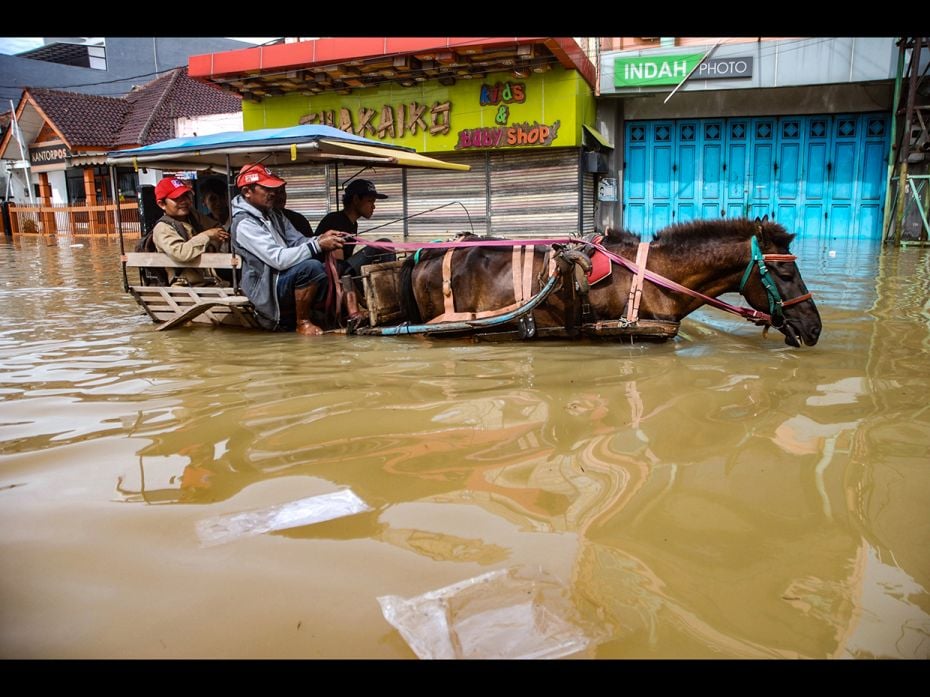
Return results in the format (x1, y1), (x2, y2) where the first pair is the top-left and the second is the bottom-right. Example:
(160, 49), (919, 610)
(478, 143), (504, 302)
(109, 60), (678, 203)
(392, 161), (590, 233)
(399, 217), (821, 347)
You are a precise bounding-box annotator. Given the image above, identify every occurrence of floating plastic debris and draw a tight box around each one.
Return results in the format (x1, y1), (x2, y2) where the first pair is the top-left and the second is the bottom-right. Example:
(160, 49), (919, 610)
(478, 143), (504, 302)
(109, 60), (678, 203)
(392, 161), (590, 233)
(196, 489), (372, 546)
(378, 566), (594, 659)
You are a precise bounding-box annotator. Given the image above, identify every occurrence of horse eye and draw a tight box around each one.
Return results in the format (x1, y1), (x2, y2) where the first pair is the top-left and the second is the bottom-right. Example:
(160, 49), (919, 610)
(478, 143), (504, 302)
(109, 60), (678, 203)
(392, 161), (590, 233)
(772, 265), (795, 280)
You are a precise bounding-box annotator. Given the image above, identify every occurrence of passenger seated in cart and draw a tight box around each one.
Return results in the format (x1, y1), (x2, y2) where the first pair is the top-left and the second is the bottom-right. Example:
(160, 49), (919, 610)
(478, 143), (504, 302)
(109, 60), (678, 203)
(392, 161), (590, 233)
(153, 177), (230, 287)
(231, 163), (347, 336)
(199, 177), (231, 229)
(273, 184), (313, 237)
(313, 178), (397, 319)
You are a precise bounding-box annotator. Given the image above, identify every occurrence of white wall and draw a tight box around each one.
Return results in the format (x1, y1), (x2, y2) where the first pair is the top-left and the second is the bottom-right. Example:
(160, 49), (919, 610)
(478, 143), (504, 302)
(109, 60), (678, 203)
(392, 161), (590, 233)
(174, 112), (243, 138)
(47, 170), (67, 204)
(10, 169), (33, 203)
(138, 169), (160, 187)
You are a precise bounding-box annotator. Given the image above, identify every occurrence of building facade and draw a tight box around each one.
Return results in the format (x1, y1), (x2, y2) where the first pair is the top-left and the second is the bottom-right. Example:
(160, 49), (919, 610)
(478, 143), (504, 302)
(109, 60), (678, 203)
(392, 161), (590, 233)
(0, 68), (241, 234)
(595, 37), (902, 240)
(189, 37), (600, 238)
(0, 37), (253, 103)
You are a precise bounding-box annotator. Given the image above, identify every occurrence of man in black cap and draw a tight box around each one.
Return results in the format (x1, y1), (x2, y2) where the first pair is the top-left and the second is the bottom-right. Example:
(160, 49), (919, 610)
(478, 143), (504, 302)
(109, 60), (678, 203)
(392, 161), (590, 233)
(313, 178), (396, 318)
(314, 179), (392, 272)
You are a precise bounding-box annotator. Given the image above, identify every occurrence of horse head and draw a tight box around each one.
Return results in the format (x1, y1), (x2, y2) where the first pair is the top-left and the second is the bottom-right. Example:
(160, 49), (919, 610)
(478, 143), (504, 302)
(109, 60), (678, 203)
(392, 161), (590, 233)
(740, 216), (822, 347)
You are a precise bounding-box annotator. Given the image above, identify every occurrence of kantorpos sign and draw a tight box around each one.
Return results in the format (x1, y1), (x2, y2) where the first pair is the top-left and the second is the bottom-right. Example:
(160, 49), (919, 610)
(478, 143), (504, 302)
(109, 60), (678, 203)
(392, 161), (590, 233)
(29, 143), (71, 170)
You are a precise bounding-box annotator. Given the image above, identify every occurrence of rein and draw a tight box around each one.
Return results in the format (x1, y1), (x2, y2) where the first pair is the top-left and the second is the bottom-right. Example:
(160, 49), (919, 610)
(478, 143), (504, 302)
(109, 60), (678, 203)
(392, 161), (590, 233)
(341, 233), (812, 327)
(344, 236), (573, 251)
(583, 239), (773, 324)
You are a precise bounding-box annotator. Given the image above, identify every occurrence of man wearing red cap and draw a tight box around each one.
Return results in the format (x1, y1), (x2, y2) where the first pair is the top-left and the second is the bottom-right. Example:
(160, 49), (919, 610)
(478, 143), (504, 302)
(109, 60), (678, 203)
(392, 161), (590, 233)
(230, 163), (346, 336)
(153, 177), (230, 286)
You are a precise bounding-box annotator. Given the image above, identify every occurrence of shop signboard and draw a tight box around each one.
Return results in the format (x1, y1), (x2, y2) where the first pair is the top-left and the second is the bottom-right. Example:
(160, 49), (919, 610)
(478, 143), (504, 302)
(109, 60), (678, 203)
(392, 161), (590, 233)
(242, 67), (594, 153)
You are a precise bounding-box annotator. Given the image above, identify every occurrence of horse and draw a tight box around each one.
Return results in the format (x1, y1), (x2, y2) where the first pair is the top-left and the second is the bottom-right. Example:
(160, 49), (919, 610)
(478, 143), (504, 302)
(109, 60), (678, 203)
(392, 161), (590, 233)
(397, 217), (821, 347)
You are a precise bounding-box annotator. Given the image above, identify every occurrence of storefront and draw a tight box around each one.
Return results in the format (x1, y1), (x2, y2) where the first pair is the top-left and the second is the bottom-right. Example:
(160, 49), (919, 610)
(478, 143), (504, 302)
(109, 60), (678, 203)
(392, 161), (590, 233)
(1, 93), (142, 212)
(0, 68), (241, 235)
(1, 110), (141, 234)
(597, 38), (899, 240)
(190, 38), (601, 238)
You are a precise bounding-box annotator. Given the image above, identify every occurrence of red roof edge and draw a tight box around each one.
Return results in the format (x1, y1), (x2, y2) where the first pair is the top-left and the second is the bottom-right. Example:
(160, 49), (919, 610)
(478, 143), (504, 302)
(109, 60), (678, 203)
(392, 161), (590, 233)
(189, 37), (597, 90)
(545, 38), (597, 90)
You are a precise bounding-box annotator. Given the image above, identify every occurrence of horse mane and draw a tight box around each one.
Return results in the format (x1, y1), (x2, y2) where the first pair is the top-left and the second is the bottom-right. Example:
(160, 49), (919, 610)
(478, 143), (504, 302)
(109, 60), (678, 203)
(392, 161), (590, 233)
(651, 218), (795, 253)
(603, 227), (642, 244)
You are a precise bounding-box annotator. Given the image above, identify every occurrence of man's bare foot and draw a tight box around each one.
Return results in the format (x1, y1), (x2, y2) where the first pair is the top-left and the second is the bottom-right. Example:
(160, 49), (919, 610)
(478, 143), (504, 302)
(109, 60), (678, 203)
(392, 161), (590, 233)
(296, 320), (324, 336)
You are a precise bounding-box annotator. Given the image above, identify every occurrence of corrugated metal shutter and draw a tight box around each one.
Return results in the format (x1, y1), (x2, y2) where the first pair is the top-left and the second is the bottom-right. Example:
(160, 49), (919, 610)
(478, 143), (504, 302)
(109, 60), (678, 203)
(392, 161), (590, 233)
(406, 151), (488, 238)
(582, 171), (596, 234)
(274, 164), (329, 229)
(488, 147), (581, 238)
(276, 148), (584, 240)
(277, 164), (406, 237)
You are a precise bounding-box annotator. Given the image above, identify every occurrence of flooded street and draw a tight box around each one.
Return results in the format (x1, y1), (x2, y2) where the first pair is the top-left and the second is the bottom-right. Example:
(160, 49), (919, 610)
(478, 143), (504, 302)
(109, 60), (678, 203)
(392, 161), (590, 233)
(0, 233), (928, 659)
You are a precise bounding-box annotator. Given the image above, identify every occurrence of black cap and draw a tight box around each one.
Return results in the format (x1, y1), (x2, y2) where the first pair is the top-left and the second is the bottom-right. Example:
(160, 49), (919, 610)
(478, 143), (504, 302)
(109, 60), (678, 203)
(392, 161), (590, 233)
(345, 179), (387, 200)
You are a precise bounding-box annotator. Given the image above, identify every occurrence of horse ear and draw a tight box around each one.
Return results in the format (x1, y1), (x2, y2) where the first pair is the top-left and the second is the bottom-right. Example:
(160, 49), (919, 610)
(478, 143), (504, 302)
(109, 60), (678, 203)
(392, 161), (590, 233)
(752, 216), (768, 245)
(762, 214), (769, 223)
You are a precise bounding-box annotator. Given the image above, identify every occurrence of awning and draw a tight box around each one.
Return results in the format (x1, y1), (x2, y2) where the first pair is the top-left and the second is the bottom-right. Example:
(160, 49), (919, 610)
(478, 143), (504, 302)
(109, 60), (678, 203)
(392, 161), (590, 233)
(317, 139), (470, 171)
(69, 153), (110, 167)
(583, 124), (614, 150)
(106, 124), (470, 173)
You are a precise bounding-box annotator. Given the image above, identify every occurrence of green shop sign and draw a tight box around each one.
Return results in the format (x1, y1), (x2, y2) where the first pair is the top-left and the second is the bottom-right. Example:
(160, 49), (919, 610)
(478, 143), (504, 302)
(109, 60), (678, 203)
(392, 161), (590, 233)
(614, 53), (704, 88)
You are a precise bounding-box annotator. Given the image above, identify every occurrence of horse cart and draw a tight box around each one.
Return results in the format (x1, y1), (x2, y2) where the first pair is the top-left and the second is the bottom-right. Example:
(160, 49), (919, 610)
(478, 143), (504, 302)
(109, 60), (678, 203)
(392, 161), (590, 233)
(107, 125), (821, 348)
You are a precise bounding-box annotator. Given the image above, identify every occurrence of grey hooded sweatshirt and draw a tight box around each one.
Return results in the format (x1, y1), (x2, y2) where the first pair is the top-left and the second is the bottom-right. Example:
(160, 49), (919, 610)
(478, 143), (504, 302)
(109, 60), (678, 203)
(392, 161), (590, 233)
(230, 194), (325, 330)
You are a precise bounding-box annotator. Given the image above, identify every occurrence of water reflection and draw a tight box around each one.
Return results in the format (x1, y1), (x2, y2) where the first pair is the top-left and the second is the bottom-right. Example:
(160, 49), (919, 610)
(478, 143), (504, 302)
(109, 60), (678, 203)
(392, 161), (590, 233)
(0, 236), (928, 658)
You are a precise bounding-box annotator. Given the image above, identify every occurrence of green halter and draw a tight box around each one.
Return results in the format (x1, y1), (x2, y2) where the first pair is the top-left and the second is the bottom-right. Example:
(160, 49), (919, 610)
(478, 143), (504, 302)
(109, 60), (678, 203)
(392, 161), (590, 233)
(739, 236), (786, 326)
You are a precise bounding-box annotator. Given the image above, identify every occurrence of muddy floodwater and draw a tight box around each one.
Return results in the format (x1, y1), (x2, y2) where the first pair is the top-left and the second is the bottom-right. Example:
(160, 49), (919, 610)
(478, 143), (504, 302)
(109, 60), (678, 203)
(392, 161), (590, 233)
(0, 234), (928, 659)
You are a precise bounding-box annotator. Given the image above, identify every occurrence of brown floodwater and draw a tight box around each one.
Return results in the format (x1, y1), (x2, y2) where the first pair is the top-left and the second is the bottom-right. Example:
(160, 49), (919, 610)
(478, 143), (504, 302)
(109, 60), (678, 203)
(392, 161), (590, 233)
(0, 233), (928, 659)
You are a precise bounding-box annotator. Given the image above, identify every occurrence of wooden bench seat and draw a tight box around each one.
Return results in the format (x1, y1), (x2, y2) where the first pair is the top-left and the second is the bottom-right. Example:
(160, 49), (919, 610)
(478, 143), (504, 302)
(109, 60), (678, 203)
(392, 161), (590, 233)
(122, 252), (260, 330)
(122, 252), (241, 269)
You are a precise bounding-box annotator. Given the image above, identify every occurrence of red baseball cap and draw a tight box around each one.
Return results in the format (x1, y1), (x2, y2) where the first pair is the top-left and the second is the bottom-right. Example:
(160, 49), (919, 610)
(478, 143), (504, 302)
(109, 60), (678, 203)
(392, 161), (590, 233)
(236, 163), (286, 189)
(154, 177), (193, 202)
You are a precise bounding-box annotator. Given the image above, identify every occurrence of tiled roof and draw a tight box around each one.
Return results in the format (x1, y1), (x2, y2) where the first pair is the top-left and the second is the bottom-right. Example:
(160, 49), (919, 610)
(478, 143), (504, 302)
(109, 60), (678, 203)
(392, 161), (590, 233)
(24, 67), (241, 150)
(28, 89), (129, 147)
(120, 67), (241, 145)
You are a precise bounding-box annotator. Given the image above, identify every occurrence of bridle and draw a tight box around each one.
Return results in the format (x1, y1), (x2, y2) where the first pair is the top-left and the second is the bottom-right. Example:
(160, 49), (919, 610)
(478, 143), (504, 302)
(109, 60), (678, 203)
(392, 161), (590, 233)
(739, 236), (813, 328)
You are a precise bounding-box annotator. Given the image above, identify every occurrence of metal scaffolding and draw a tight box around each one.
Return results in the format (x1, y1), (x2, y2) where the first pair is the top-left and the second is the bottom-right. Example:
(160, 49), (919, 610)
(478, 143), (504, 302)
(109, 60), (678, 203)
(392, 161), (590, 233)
(884, 37), (930, 245)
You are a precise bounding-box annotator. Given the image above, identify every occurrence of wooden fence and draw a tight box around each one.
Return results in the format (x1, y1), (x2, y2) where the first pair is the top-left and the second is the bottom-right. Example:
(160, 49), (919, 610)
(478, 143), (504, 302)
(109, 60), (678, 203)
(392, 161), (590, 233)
(7, 201), (141, 238)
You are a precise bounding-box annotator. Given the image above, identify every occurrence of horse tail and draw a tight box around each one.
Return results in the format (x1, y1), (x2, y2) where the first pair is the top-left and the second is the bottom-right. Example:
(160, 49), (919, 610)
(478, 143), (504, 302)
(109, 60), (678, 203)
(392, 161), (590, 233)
(399, 254), (422, 324)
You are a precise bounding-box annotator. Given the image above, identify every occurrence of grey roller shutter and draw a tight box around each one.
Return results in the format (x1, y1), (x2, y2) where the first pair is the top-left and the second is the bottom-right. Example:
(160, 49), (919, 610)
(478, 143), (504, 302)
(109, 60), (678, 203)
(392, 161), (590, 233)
(488, 147), (582, 238)
(406, 151), (489, 238)
(274, 164), (329, 230)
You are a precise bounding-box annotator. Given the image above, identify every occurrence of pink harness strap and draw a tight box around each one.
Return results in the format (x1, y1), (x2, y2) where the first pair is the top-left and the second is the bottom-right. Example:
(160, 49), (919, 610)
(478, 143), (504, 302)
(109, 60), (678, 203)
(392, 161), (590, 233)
(429, 245), (541, 324)
(624, 242), (650, 324)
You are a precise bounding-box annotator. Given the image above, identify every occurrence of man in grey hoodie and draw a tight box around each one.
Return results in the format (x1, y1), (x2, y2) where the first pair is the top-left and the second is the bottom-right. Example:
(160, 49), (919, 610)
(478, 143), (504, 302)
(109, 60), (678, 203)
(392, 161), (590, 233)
(230, 163), (346, 336)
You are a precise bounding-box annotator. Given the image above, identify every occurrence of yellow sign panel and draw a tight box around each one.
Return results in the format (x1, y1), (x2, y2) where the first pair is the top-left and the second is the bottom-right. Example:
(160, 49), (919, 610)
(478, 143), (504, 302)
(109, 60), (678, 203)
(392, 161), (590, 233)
(243, 66), (594, 153)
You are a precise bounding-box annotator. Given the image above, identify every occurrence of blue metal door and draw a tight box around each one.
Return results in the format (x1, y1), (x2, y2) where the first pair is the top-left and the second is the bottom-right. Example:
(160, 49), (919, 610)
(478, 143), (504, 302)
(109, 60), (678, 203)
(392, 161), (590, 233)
(623, 113), (890, 238)
(723, 120), (747, 219)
